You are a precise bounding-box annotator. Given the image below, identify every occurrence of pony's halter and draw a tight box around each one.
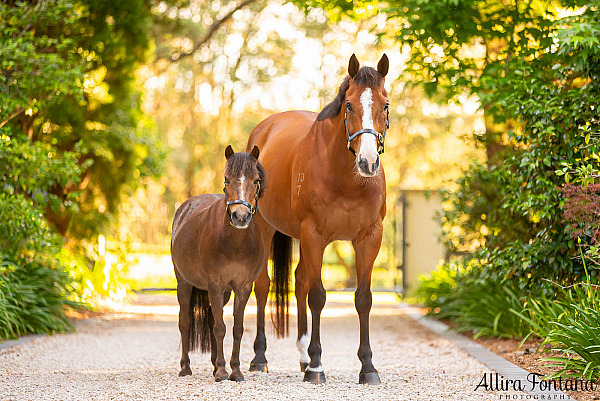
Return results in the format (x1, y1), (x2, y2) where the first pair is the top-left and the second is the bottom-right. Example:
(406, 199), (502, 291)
(223, 180), (260, 225)
(344, 106), (389, 156)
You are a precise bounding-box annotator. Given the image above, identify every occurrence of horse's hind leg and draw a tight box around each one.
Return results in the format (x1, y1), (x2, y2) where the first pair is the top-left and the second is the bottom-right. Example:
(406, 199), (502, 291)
(297, 223), (326, 384)
(229, 282), (253, 381)
(176, 279), (193, 376)
(207, 282), (228, 382)
(249, 221), (274, 373)
(352, 222), (383, 385)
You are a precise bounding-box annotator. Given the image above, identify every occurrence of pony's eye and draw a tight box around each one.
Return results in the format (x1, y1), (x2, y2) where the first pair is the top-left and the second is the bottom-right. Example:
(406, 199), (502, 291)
(346, 101), (352, 112)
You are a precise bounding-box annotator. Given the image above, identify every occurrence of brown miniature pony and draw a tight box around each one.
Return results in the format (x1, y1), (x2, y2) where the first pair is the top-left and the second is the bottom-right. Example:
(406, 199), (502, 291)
(171, 145), (266, 382)
(246, 54), (390, 385)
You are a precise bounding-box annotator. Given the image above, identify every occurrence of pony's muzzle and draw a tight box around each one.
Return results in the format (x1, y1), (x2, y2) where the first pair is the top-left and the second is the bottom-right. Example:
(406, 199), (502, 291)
(357, 154), (380, 177)
(230, 207), (252, 229)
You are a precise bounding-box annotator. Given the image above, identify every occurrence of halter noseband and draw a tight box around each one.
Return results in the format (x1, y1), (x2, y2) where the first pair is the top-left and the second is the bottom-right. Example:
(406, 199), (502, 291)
(223, 180), (260, 226)
(344, 106), (389, 156)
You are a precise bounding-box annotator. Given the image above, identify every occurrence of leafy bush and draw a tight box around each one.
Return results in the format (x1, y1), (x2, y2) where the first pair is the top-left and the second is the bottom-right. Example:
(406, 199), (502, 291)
(0, 255), (79, 339)
(417, 264), (530, 339)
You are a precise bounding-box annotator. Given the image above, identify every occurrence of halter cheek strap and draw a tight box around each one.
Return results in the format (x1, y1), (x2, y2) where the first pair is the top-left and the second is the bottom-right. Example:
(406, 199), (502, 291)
(344, 107), (389, 156)
(223, 181), (260, 225)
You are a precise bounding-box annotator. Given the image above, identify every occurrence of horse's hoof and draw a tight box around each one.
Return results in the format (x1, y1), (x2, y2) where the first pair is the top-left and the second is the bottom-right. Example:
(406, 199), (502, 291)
(300, 362), (308, 372)
(303, 370), (326, 384)
(214, 367), (229, 382)
(179, 367), (192, 377)
(215, 375), (228, 382)
(359, 372), (381, 385)
(249, 362), (268, 373)
(229, 371), (245, 382)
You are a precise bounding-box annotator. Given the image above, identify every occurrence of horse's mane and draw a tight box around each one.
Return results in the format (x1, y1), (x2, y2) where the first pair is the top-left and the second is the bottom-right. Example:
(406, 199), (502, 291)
(316, 66), (383, 121)
(225, 153), (267, 198)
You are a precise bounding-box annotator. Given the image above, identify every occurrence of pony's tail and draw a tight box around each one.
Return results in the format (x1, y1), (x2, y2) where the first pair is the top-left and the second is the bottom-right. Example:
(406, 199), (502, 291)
(271, 230), (292, 338)
(189, 287), (212, 353)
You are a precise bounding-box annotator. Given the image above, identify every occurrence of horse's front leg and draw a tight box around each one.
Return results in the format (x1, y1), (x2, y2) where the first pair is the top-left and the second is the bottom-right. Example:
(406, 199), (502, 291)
(229, 282), (253, 381)
(297, 222), (326, 384)
(207, 281), (228, 381)
(352, 220), (383, 385)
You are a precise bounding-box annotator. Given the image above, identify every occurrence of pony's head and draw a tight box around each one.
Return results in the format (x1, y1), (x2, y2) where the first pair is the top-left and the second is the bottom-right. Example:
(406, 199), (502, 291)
(223, 145), (266, 229)
(318, 54), (390, 177)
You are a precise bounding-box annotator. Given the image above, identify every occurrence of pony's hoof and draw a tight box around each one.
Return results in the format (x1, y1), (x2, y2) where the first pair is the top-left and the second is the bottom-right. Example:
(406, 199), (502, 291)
(249, 362), (268, 373)
(179, 367), (192, 377)
(229, 371), (245, 382)
(214, 367), (229, 382)
(359, 372), (381, 385)
(303, 370), (326, 384)
(300, 362), (308, 372)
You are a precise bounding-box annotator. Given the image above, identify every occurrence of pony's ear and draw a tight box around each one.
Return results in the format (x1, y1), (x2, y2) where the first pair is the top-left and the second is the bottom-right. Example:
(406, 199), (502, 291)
(250, 145), (260, 160)
(377, 54), (389, 78)
(348, 54), (360, 78)
(225, 145), (234, 159)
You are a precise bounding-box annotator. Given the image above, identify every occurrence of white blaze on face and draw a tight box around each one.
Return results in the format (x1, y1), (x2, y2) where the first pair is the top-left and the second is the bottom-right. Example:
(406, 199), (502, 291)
(358, 88), (379, 172)
(239, 176), (245, 202)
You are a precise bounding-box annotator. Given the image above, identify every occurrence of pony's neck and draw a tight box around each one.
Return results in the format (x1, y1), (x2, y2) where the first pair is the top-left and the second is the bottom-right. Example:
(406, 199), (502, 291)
(323, 113), (357, 181)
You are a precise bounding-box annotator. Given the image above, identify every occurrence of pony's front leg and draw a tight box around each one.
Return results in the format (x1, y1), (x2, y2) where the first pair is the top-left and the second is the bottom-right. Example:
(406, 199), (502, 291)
(297, 223), (326, 384)
(207, 281), (228, 381)
(229, 282), (253, 381)
(352, 221), (383, 385)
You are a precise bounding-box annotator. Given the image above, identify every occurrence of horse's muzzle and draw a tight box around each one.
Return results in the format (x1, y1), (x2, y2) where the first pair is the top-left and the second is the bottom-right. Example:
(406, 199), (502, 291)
(357, 155), (380, 177)
(230, 208), (252, 229)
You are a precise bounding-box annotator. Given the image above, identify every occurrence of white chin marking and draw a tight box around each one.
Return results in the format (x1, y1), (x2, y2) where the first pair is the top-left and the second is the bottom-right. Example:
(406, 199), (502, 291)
(306, 364), (324, 372)
(296, 334), (310, 364)
(358, 88), (379, 165)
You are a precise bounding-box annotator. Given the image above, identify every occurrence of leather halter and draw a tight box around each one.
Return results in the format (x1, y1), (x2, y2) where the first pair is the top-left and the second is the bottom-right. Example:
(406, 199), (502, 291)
(223, 180), (260, 225)
(344, 106), (389, 156)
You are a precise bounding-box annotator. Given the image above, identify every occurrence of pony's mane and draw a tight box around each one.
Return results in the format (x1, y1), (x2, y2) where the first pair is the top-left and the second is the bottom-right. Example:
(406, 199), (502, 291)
(316, 66), (383, 121)
(225, 153), (267, 198)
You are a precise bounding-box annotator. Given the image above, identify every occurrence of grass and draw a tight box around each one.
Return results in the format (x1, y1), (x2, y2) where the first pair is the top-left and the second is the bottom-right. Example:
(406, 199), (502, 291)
(0, 255), (79, 340)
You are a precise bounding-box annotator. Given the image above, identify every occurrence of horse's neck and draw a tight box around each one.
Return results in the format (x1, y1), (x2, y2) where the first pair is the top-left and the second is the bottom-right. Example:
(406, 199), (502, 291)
(316, 114), (357, 183)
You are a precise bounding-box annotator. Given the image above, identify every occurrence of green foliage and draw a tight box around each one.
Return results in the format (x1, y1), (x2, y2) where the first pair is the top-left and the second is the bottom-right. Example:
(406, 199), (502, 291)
(417, 263), (530, 339)
(0, 0), (83, 123)
(0, 254), (79, 339)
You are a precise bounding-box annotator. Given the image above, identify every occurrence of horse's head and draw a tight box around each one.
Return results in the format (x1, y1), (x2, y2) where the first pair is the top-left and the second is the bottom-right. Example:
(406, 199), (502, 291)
(223, 145), (266, 229)
(344, 54), (389, 177)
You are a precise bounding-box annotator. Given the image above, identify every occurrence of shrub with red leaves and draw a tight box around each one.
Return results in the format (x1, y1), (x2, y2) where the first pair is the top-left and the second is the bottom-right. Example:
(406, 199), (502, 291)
(561, 183), (600, 266)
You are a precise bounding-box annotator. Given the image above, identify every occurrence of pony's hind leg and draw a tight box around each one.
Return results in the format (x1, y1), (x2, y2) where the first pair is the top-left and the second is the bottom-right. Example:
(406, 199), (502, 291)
(352, 222), (384, 385)
(229, 282), (253, 381)
(176, 279), (193, 376)
(207, 282), (228, 382)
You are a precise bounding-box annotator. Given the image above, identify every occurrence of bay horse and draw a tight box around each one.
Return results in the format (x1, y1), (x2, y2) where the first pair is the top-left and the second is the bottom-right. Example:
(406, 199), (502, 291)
(171, 145), (266, 382)
(246, 54), (389, 385)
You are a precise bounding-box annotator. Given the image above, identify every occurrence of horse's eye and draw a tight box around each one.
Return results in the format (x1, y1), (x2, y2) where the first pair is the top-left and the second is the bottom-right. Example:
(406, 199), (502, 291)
(383, 102), (389, 112)
(254, 179), (260, 185)
(224, 177), (230, 185)
(346, 101), (352, 112)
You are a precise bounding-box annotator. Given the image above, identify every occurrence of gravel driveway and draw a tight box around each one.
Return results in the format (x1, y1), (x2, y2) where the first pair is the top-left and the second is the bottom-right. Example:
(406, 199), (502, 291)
(0, 293), (522, 400)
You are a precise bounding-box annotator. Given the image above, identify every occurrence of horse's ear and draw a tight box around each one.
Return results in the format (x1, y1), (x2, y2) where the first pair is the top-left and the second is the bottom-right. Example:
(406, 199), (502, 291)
(377, 54), (389, 78)
(225, 145), (234, 159)
(250, 145), (260, 160)
(348, 54), (360, 79)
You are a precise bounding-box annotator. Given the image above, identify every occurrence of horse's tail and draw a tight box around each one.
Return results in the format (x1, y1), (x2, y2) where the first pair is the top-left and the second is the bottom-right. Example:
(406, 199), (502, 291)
(271, 230), (292, 338)
(189, 286), (212, 353)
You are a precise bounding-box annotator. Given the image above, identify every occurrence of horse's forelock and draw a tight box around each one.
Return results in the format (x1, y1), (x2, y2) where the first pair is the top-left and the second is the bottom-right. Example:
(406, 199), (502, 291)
(225, 153), (267, 197)
(316, 66), (384, 122)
